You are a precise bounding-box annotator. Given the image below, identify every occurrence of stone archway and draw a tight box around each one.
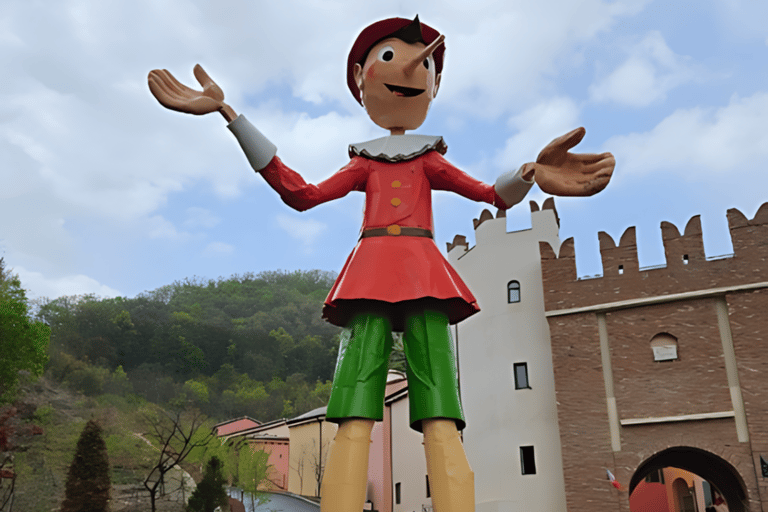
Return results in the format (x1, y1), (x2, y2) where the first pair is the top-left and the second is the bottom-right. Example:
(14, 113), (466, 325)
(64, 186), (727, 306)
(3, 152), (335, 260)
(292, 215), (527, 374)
(629, 446), (748, 512)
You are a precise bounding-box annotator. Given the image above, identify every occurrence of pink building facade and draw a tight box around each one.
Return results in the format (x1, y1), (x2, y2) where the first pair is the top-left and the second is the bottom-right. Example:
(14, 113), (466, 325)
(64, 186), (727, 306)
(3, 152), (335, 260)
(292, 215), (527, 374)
(218, 417), (291, 491)
(214, 416), (261, 437)
(248, 435), (290, 490)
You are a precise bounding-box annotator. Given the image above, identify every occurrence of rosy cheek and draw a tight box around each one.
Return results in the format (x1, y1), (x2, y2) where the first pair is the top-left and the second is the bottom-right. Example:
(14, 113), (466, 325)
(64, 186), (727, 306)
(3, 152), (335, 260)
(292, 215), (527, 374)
(366, 63), (376, 81)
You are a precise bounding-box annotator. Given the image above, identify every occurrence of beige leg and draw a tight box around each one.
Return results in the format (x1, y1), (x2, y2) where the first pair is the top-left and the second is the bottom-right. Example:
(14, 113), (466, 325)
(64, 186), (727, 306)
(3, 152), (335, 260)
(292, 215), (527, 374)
(320, 418), (374, 512)
(423, 418), (475, 512)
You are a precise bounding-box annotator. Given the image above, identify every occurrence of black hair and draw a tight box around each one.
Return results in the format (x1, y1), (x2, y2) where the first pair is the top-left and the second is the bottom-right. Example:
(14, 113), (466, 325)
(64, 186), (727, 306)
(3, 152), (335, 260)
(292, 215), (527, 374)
(360, 15), (426, 66)
(388, 15), (426, 45)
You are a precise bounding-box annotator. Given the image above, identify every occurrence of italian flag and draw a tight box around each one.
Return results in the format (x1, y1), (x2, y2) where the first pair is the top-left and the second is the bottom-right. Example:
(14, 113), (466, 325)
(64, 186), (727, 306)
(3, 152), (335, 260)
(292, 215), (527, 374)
(606, 469), (622, 490)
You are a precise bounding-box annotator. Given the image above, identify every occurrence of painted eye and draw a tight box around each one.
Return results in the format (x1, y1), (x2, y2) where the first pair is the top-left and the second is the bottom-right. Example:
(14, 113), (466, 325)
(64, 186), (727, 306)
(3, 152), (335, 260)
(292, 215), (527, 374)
(378, 46), (395, 62)
(423, 58), (430, 69)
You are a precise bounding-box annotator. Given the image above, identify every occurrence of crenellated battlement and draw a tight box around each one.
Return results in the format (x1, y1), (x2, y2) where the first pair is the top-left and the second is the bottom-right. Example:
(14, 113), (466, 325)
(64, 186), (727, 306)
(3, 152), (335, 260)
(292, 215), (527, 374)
(447, 198), (560, 256)
(540, 202), (768, 312)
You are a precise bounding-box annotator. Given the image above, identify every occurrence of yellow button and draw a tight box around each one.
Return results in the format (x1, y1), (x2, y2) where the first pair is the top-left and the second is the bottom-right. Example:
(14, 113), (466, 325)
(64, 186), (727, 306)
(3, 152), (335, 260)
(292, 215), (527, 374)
(391, 180), (401, 188)
(391, 198), (401, 207)
(387, 225), (401, 235)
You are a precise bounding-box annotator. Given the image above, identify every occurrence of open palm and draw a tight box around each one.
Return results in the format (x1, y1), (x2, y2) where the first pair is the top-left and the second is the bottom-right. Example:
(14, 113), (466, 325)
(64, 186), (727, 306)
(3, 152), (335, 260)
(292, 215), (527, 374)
(148, 64), (235, 121)
(533, 127), (615, 197)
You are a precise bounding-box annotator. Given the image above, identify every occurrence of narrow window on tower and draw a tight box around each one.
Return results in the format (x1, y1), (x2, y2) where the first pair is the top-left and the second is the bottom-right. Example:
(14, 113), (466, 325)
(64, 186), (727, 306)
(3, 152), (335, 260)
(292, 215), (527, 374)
(426, 475), (431, 498)
(520, 446), (537, 475)
(514, 362), (530, 390)
(507, 280), (521, 303)
(395, 482), (401, 504)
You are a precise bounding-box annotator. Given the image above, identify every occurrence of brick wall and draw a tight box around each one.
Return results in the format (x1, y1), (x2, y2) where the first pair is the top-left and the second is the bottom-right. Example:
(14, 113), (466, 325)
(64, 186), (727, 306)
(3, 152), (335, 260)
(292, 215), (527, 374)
(542, 203), (768, 511)
(549, 312), (618, 512)
(606, 299), (731, 420)
(729, 289), (768, 511)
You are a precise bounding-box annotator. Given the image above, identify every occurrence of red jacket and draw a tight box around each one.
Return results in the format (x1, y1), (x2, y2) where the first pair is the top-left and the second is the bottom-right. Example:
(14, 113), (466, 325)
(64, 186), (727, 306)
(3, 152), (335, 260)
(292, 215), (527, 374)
(260, 149), (507, 329)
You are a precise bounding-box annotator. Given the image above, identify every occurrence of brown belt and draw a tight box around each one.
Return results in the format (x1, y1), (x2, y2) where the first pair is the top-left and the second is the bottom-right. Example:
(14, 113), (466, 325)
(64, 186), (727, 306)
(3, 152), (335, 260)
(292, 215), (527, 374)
(361, 225), (433, 239)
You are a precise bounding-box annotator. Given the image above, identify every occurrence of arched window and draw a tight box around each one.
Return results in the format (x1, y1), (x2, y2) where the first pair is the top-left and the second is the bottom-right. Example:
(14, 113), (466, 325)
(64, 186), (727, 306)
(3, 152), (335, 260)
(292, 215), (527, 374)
(507, 280), (521, 303)
(650, 333), (678, 362)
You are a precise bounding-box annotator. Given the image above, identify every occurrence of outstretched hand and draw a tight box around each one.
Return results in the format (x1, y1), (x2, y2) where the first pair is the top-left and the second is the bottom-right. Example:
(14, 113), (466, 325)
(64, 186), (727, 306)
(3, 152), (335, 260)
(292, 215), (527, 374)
(147, 64), (237, 122)
(529, 127), (615, 197)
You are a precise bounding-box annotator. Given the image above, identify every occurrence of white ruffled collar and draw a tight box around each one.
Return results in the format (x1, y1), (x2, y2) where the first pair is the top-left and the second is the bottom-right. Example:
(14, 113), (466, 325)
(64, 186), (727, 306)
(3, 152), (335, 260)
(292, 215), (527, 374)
(348, 134), (447, 163)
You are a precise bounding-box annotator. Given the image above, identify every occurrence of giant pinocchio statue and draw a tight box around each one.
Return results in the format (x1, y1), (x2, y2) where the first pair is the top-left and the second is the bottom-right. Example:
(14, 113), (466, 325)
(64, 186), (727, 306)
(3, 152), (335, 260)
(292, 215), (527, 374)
(149, 16), (614, 512)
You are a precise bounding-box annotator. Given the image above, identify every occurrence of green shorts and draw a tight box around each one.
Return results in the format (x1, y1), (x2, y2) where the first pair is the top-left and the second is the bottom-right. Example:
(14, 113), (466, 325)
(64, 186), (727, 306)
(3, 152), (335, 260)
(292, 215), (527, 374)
(325, 309), (465, 432)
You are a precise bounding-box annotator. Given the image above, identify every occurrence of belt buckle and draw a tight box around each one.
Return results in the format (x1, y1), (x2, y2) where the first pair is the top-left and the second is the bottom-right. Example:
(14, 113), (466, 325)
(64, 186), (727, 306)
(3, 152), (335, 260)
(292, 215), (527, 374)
(386, 225), (401, 236)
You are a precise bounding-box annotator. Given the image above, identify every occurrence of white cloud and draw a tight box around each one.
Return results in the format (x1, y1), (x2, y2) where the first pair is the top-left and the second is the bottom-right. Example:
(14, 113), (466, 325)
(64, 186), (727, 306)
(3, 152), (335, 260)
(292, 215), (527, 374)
(248, 104), (378, 182)
(146, 215), (189, 241)
(494, 97), (582, 169)
(589, 31), (698, 107)
(434, 0), (650, 117)
(184, 207), (221, 229)
(15, 266), (122, 300)
(711, 0), (768, 42)
(275, 214), (328, 254)
(202, 241), (235, 257)
(605, 91), (768, 178)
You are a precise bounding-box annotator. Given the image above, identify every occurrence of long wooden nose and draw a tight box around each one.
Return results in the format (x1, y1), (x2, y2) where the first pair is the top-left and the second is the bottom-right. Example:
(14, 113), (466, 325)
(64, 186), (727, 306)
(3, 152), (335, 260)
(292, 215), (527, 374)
(403, 34), (445, 77)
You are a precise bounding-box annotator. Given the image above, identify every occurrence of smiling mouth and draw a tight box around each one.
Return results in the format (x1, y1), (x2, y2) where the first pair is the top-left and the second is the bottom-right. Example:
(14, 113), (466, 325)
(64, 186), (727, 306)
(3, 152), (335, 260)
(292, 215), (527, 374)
(385, 84), (425, 97)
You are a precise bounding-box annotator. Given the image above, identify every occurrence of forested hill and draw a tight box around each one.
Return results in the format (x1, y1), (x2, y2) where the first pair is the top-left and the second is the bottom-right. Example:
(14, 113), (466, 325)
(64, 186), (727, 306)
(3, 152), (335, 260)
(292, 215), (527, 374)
(36, 270), (342, 422)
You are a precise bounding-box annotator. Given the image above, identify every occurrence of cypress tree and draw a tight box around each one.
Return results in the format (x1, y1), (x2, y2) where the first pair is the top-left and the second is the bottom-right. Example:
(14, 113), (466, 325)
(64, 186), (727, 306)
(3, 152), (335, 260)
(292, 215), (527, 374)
(60, 420), (111, 512)
(187, 456), (228, 512)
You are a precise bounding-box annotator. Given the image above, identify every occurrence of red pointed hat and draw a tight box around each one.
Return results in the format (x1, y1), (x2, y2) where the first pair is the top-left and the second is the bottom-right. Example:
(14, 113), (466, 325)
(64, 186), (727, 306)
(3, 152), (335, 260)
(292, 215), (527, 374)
(347, 16), (445, 105)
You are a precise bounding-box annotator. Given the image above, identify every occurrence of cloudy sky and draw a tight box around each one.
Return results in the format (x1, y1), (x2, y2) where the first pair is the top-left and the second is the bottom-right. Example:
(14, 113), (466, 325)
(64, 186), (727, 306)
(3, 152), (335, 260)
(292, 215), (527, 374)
(2, 0), (767, 301)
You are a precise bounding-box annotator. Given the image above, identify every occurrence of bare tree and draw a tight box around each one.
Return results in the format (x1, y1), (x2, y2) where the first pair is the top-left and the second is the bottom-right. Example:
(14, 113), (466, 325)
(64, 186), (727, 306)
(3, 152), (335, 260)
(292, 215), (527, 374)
(289, 446), (306, 495)
(290, 438), (331, 497)
(141, 407), (212, 512)
(307, 438), (330, 498)
(0, 455), (15, 512)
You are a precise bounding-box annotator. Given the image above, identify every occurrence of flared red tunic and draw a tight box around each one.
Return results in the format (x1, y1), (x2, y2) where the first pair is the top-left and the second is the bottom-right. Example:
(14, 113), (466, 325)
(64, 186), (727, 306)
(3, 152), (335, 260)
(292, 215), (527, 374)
(258, 138), (507, 329)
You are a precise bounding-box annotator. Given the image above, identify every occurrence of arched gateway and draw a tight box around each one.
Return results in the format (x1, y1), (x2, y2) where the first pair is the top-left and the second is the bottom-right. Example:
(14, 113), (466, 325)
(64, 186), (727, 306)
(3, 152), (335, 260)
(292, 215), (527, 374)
(630, 447), (748, 512)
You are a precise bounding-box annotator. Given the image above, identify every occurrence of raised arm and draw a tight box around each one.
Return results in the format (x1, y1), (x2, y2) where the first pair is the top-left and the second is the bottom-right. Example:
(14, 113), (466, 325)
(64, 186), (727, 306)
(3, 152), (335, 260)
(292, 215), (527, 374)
(425, 152), (526, 210)
(227, 115), (368, 211)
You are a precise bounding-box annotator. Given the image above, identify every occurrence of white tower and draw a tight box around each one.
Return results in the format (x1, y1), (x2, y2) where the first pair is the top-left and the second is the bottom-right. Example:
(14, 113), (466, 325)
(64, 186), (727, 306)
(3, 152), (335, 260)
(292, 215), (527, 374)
(448, 199), (566, 512)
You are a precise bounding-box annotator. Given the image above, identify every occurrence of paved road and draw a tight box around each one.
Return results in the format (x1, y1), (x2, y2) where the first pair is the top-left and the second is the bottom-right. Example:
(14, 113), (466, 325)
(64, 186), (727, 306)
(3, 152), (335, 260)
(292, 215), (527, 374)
(229, 490), (320, 512)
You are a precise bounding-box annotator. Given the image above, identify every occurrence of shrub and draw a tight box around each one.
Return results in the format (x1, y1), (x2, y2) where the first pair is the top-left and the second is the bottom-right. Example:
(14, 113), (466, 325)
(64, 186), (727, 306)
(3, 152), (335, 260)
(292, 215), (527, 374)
(60, 420), (111, 512)
(187, 456), (228, 512)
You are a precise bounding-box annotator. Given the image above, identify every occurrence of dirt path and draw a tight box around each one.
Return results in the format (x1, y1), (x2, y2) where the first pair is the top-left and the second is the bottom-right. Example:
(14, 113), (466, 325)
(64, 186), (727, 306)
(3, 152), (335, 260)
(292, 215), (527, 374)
(109, 433), (197, 511)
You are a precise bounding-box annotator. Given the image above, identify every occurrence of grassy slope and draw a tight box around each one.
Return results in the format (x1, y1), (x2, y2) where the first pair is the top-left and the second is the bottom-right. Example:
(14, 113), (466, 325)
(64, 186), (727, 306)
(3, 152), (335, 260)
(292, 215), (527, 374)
(10, 377), (189, 512)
